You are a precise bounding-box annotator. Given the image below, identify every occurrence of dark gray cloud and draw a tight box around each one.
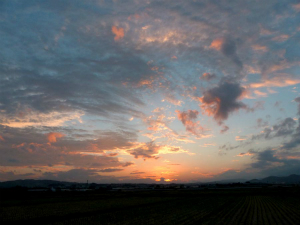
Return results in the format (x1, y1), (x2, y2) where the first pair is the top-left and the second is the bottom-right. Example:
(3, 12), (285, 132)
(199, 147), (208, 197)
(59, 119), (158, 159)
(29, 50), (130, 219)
(251, 149), (279, 169)
(252, 117), (297, 140)
(219, 141), (253, 151)
(249, 149), (300, 177)
(220, 125), (229, 134)
(220, 38), (243, 70)
(220, 116), (299, 153)
(200, 82), (247, 123)
(295, 97), (300, 115)
(282, 121), (300, 150)
(123, 178), (157, 183)
(256, 118), (269, 128)
(130, 171), (145, 175)
(273, 118), (297, 137)
(280, 99), (300, 149)
(0, 171), (36, 181)
(98, 168), (124, 173)
(213, 148), (300, 181)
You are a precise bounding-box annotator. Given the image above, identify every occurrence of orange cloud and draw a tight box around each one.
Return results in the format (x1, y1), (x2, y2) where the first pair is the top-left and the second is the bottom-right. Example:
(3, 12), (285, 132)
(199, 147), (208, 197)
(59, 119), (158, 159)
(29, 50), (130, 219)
(136, 79), (154, 88)
(286, 156), (300, 159)
(162, 93), (183, 106)
(252, 44), (268, 52)
(111, 26), (124, 41)
(47, 132), (65, 143)
(176, 110), (205, 137)
(146, 117), (169, 132)
(254, 90), (268, 97)
(210, 38), (224, 51)
(0, 135), (4, 141)
(235, 136), (247, 141)
(142, 113), (190, 142)
(237, 152), (254, 157)
(250, 77), (300, 88)
(272, 34), (289, 42)
(245, 66), (261, 74)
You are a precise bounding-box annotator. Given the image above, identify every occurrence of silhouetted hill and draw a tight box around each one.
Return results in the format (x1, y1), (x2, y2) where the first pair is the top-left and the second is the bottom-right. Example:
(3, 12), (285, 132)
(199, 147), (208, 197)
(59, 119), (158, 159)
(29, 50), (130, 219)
(248, 174), (300, 184)
(0, 179), (80, 188)
(204, 178), (247, 184)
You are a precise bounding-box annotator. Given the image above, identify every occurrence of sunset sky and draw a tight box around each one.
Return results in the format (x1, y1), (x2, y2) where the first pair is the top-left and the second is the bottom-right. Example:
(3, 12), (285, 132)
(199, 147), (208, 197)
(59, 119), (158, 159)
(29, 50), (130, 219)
(1, 0), (300, 183)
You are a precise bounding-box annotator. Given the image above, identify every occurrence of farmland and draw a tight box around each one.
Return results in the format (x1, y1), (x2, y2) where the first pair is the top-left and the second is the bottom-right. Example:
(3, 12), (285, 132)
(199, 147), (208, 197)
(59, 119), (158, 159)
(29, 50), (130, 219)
(1, 188), (300, 224)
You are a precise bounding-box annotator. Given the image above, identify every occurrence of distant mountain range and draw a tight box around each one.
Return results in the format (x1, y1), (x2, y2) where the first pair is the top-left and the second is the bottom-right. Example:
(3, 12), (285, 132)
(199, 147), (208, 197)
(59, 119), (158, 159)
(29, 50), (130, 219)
(0, 174), (300, 188)
(247, 174), (300, 184)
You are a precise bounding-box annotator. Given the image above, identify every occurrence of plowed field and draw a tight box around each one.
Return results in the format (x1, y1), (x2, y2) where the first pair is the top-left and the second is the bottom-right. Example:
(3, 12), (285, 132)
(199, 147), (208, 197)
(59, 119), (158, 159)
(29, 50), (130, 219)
(1, 188), (300, 224)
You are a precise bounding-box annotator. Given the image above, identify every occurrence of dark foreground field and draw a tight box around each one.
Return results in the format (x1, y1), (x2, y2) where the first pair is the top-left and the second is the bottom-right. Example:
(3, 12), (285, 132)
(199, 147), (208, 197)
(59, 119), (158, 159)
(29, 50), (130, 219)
(1, 188), (300, 225)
